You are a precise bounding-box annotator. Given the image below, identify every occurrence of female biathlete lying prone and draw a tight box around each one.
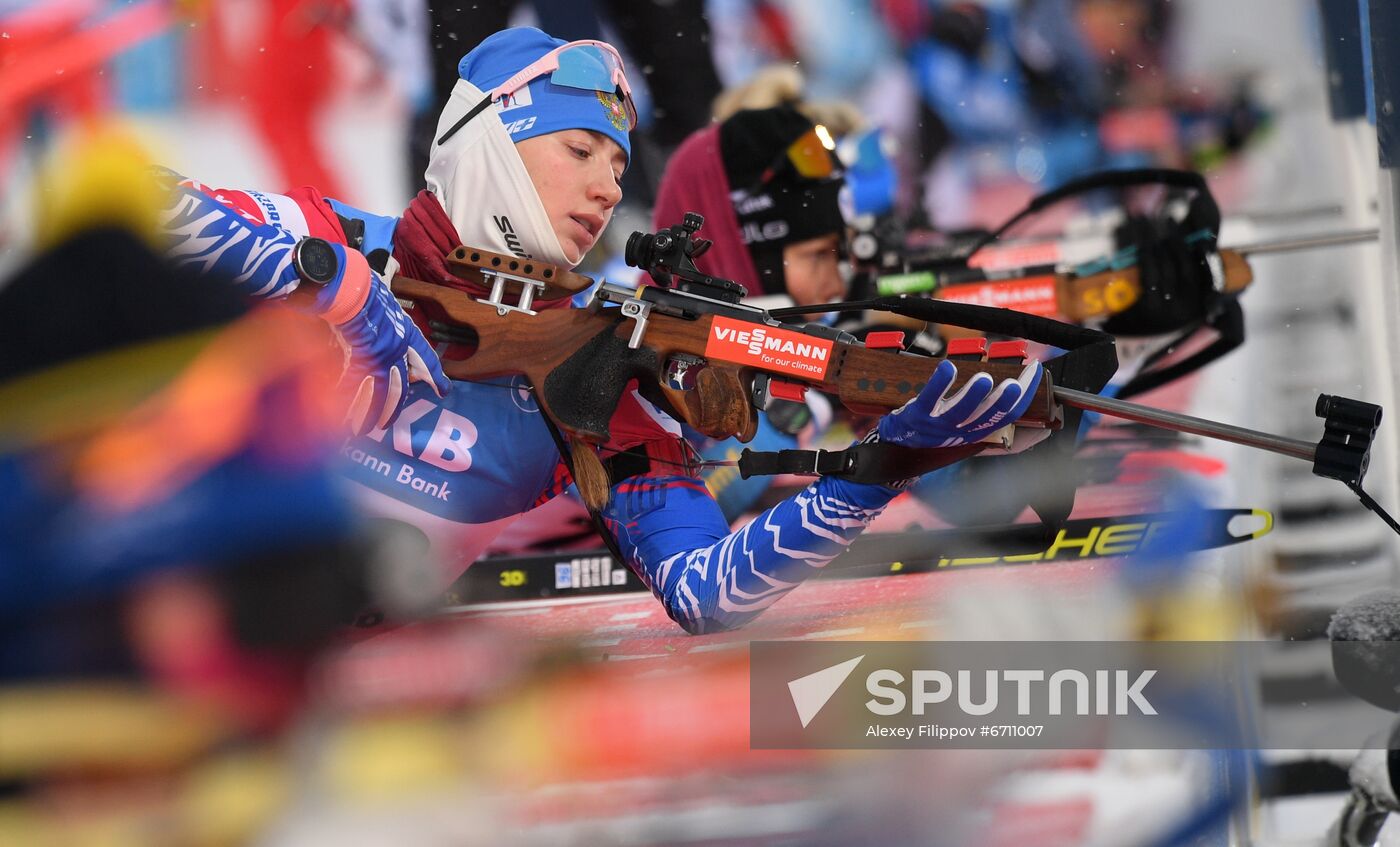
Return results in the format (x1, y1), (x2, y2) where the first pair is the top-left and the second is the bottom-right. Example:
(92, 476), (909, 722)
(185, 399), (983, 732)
(155, 27), (1044, 634)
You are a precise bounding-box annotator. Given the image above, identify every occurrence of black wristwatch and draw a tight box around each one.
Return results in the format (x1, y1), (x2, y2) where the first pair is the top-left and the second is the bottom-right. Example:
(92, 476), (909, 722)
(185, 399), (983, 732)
(293, 237), (340, 286)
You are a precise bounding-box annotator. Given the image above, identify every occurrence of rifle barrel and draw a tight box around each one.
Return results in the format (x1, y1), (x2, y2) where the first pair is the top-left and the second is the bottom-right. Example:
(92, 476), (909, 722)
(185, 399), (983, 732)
(1053, 387), (1316, 463)
(1228, 228), (1379, 257)
(1235, 203), (1344, 224)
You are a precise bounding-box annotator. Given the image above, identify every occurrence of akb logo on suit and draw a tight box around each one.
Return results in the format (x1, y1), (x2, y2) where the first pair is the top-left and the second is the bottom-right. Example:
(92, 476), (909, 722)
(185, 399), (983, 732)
(342, 399), (474, 503)
(366, 399), (476, 472)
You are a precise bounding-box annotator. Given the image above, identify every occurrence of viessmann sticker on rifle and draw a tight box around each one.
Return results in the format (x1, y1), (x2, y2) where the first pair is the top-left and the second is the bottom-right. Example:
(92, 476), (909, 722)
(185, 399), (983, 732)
(705, 317), (834, 380)
(967, 242), (1062, 271)
(937, 277), (1059, 318)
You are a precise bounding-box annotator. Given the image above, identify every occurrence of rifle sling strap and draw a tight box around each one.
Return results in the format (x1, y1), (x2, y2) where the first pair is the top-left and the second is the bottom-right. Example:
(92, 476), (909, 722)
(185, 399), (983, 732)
(737, 447), (852, 478)
(536, 404), (634, 572)
(1116, 297), (1245, 400)
(965, 167), (1218, 257)
(738, 441), (984, 485)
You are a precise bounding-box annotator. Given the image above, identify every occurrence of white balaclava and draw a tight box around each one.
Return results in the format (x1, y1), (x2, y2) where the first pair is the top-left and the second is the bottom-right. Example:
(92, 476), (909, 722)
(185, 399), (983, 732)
(424, 76), (575, 268)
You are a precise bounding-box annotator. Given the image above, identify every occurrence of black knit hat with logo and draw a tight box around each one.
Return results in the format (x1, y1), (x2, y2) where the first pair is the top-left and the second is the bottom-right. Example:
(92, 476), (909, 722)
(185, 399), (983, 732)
(718, 106), (846, 295)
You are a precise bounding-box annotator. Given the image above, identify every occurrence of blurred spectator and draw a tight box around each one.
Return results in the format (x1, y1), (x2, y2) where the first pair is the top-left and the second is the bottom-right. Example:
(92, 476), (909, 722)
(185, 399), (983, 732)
(0, 0), (172, 209)
(346, 0), (433, 112)
(707, 0), (896, 101)
(0, 129), (372, 733)
(244, 0), (352, 197)
(188, 0), (353, 198)
(902, 0), (1205, 228)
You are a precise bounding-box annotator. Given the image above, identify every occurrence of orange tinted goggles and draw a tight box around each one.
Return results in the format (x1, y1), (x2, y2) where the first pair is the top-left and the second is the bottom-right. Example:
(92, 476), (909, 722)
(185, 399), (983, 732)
(752, 124), (840, 191)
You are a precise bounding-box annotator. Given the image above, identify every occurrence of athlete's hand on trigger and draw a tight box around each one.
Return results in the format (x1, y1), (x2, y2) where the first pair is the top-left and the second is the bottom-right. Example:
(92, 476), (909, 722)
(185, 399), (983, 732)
(877, 359), (1043, 449)
(312, 242), (451, 434)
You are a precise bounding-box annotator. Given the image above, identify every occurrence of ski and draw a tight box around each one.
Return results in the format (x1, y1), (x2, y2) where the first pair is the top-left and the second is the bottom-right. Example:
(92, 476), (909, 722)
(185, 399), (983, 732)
(448, 508), (1272, 605)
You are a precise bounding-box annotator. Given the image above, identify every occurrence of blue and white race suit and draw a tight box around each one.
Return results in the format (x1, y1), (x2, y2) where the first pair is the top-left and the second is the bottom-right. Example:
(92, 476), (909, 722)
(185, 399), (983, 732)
(160, 180), (912, 634)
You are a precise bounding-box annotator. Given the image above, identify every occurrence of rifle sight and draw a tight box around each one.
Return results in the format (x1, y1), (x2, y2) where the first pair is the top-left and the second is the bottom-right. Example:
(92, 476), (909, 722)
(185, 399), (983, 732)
(624, 213), (747, 303)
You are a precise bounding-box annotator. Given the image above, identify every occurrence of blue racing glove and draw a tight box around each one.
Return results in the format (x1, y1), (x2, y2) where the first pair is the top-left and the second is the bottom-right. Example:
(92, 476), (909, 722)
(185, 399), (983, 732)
(310, 241), (451, 434)
(877, 358), (1043, 449)
(155, 173), (449, 435)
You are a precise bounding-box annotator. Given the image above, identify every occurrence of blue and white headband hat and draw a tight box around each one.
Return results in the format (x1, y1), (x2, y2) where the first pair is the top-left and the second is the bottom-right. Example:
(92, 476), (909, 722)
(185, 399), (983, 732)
(441, 26), (634, 165)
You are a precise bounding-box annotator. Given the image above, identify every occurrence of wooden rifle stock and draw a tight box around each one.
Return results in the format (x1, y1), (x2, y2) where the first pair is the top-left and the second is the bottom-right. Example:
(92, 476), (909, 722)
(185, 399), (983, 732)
(393, 272), (1059, 448)
(1056, 254), (1253, 322)
(917, 254), (1255, 324)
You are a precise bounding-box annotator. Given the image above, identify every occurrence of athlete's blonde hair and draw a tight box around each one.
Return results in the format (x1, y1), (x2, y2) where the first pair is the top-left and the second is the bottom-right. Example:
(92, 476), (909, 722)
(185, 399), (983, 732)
(711, 65), (866, 137)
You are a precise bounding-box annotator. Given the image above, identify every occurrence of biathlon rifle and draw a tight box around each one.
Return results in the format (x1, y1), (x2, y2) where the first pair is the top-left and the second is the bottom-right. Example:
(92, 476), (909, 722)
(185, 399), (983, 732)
(867, 226), (1377, 323)
(860, 166), (1377, 324)
(397, 212), (1090, 510)
(393, 213), (1397, 536)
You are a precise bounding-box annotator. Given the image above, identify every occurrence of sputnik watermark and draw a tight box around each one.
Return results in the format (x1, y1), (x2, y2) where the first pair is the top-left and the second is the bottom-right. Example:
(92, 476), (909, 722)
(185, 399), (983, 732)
(863, 668), (1157, 717)
(787, 658), (1158, 730)
(750, 642), (1287, 750)
(788, 655), (865, 728)
(867, 724), (1045, 739)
